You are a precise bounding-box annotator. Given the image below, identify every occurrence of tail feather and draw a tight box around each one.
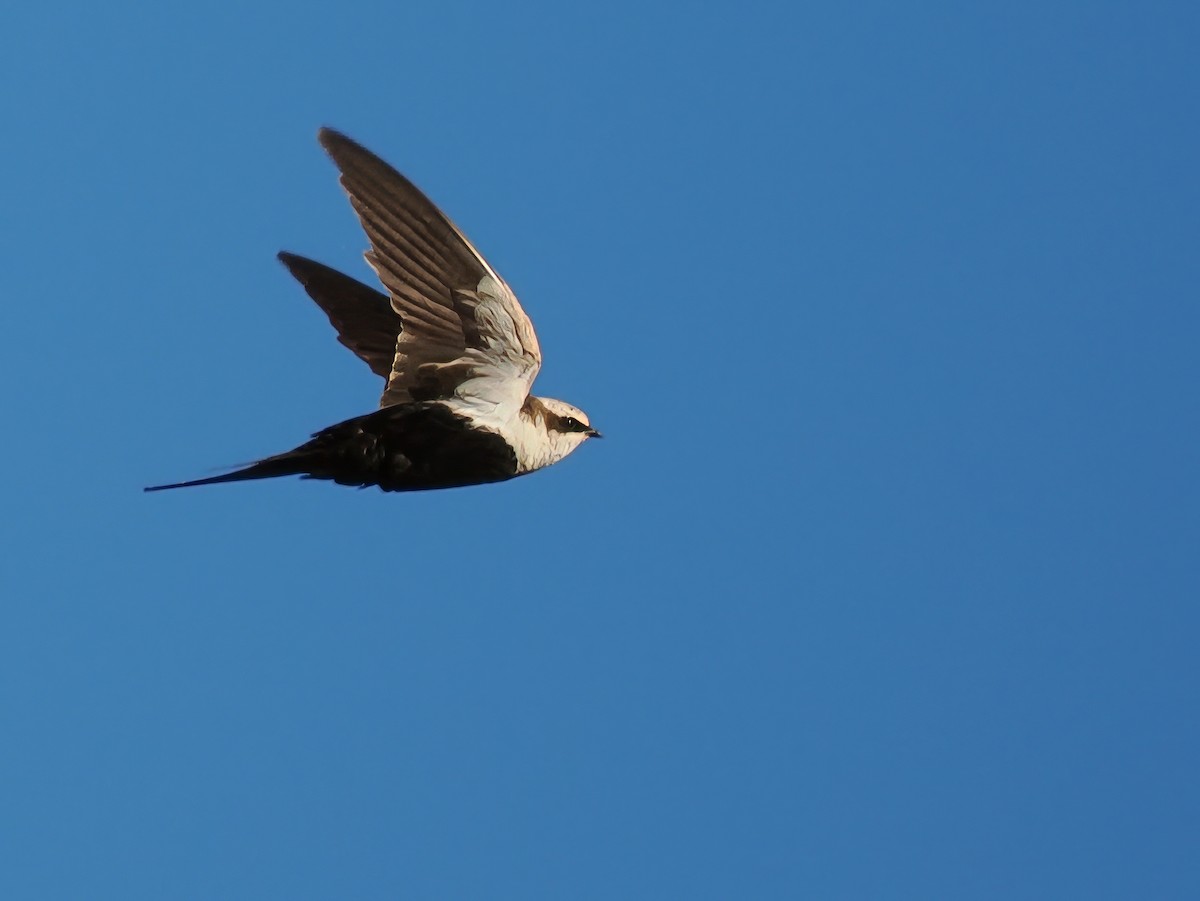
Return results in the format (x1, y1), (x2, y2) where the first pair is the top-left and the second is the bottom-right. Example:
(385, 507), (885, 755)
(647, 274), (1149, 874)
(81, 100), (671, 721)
(143, 455), (302, 492)
(145, 403), (461, 494)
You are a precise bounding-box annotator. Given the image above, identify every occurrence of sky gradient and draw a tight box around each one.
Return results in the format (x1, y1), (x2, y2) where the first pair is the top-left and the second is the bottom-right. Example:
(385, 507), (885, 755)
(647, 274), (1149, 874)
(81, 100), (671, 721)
(2, 2), (1198, 899)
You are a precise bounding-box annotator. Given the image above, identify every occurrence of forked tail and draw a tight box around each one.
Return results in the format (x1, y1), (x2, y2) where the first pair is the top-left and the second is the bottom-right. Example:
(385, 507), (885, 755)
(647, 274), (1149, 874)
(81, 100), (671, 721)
(144, 455), (302, 492)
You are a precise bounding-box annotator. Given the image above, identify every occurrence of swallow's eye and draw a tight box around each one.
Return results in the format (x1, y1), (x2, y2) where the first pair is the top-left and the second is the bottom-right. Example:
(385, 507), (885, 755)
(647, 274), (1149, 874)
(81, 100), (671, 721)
(563, 417), (579, 430)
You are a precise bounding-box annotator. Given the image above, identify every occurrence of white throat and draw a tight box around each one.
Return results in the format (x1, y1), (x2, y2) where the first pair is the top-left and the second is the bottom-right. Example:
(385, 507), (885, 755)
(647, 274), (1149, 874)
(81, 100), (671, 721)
(504, 400), (588, 475)
(443, 394), (592, 475)
(507, 408), (580, 473)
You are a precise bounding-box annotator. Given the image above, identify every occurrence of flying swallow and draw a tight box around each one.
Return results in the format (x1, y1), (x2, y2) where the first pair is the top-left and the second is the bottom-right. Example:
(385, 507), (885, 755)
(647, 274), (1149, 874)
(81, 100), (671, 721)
(146, 129), (599, 493)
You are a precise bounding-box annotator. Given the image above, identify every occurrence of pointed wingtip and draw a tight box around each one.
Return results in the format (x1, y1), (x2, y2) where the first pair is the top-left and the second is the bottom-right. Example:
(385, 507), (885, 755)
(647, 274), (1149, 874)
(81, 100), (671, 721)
(317, 126), (355, 155)
(316, 128), (396, 180)
(317, 127), (363, 176)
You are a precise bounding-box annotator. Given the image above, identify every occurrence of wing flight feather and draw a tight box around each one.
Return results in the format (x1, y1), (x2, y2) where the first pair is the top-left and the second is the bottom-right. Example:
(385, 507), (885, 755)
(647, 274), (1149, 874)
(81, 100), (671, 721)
(315, 128), (542, 413)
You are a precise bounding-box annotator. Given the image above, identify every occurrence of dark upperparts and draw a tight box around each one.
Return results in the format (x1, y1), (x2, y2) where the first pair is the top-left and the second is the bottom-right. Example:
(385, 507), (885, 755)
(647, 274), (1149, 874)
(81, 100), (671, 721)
(146, 403), (519, 493)
(312, 403), (521, 490)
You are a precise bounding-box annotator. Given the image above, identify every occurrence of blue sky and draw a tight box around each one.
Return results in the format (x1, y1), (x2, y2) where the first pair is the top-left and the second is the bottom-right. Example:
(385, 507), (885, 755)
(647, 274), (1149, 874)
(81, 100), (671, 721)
(2, 2), (1198, 898)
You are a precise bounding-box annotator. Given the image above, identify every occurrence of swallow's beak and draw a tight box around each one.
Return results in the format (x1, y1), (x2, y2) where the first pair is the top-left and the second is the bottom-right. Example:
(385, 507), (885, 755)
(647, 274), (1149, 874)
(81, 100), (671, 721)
(586, 428), (603, 439)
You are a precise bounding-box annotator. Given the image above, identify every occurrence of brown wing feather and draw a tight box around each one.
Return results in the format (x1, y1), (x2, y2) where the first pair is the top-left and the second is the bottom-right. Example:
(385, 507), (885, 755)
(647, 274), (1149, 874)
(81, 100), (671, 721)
(318, 129), (476, 352)
(316, 128), (542, 409)
(277, 252), (400, 380)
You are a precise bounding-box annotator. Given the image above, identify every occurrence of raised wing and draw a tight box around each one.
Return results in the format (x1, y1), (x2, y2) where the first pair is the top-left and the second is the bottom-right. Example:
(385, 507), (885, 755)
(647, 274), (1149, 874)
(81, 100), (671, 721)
(277, 252), (400, 380)
(317, 129), (542, 419)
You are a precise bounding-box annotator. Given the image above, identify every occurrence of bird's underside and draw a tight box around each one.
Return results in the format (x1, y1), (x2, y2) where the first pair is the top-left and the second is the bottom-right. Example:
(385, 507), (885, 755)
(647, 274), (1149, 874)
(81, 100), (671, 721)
(145, 403), (519, 493)
(145, 127), (597, 494)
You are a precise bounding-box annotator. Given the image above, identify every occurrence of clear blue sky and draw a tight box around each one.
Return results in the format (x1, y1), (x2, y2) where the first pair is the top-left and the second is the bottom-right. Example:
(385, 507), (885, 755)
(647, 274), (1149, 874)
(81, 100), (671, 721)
(2, 2), (1197, 898)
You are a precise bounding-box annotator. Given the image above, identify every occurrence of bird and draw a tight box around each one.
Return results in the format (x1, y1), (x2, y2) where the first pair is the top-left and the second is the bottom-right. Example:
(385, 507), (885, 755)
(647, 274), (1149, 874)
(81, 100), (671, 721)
(146, 128), (600, 493)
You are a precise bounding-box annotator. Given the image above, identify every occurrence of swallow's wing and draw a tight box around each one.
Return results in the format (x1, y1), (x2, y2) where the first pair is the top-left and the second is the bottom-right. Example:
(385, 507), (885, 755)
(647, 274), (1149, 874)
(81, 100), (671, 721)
(277, 252), (400, 380)
(318, 129), (542, 422)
